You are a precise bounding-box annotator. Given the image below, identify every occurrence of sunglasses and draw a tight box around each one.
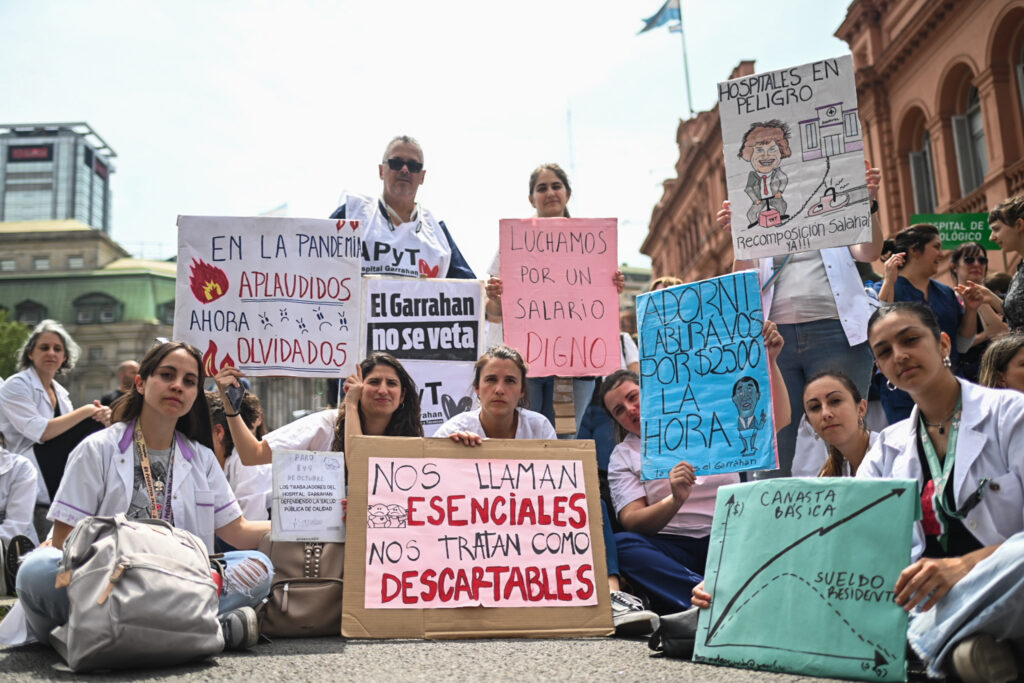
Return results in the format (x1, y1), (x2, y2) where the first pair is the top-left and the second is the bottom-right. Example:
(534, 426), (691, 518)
(386, 157), (423, 174)
(960, 256), (988, 265)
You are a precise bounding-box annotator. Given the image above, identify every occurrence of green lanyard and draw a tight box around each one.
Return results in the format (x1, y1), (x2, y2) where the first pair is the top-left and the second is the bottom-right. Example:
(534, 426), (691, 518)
(918, 395), (962, 551)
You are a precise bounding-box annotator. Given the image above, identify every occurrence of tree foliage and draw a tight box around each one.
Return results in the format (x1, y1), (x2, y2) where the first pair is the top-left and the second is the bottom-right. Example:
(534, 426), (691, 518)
(0, 310), (30, 378)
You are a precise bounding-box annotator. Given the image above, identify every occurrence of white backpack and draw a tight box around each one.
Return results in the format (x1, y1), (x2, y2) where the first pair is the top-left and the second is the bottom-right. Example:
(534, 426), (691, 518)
(51, 514), (223, 671)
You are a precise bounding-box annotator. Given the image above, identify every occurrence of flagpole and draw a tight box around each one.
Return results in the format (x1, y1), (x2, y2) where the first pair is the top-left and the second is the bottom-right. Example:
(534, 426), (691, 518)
(678, 1), (694, 117)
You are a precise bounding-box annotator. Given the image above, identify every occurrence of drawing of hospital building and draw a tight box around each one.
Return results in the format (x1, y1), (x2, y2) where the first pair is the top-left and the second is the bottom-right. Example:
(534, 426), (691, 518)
(798, 103), (863, 161)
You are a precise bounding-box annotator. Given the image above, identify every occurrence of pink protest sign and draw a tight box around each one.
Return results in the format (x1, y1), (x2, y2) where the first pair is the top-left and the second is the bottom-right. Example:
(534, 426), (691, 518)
(499, 218), (619, 377)
(363, 456), (598, 609)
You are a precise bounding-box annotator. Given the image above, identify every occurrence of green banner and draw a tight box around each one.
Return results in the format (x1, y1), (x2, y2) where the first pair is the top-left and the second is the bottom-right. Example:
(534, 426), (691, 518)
(694, 478), (918, 681)
(910, 213), (999, 250)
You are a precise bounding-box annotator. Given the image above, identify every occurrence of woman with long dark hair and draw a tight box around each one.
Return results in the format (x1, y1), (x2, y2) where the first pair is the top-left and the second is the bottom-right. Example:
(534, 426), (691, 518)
(12, 341), (273, 650)
(989, 195), (1024, 332)
(861, 302), (1024, 681)
(948, 242), (1007, 382)
(875, 224), (984, 422)
(215, 352), (422, 466)
(484, 163), (625, 431)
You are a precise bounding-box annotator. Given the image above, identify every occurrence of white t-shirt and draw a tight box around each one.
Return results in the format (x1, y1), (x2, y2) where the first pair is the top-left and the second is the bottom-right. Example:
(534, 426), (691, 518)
(608, 433), (738, 537)
(768, 251), (840, 324)
(265, 409), (339, 453)
(224, 449), (273, 521)
(433, 407), (557, 440)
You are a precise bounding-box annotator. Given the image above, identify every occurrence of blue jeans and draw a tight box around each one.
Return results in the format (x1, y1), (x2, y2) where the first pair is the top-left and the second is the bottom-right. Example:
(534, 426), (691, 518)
(754, 319), (874, 479)
(908, 533), (1024, 677)
(601, 499), (619, 579)
(526, 376), (597, 430)
(615, 532), (708, 614)
(16, 547), (272, 642)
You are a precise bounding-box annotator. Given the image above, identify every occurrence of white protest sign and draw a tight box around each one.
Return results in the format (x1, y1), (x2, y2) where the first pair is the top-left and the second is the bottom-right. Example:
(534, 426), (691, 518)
(271, 449), (346, 543)
(175, 215), (363, 377)
(719, 55), (871, 260)
(361, 277), (484, 435)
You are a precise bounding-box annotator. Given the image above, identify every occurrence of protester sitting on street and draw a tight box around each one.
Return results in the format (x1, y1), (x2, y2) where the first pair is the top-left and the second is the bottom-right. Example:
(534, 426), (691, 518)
(435, 344), (659, 637)
(215, 353), (422, 467)
(988, 195), (1024, 332)
(483, 163), (626, 429)
(977, 332), (1024, 393)
(949, 242), (1008, 382)
(801, 370), (877, 477)
(207, 391), (272, 522)
(0, 320), (111, 537)
(329, 135), (474, 279)
(717, 161), (883, 479)
(601, 322), (790, 615)
(875, 225), (984, 422)
(100, 359), (140, 407)
(859, 302), (1024, 681)
(13, 341), (273, 650)
(0, 433), (39, 595)
(694, 305), (1024, 682)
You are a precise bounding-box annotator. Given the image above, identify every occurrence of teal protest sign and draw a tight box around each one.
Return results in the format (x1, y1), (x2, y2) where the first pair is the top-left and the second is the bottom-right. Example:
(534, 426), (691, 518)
(636, 271), (775, 479)
(910, 213), (998, 251)
(695, 478), (917, 681)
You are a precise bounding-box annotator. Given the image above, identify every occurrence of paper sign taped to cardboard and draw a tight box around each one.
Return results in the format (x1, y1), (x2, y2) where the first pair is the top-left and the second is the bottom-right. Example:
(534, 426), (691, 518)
(271, 449), (346, 543)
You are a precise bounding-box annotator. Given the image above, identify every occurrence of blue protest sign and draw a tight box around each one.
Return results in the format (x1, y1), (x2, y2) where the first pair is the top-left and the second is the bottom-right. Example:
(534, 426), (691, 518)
(637, 271), (775, 478)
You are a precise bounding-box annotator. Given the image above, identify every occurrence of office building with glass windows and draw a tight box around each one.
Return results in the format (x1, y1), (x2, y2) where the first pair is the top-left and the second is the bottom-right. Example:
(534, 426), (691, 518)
(0, 122), (115, 233)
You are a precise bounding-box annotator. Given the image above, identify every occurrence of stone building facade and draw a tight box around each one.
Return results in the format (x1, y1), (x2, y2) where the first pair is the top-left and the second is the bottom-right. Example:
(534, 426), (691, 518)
(643, 1), (1024, 279)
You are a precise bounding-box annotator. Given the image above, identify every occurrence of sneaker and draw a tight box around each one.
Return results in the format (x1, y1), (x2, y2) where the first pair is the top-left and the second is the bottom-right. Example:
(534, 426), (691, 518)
(4, 534), (35, 595)
(610, 590), (659, 637)
(219, 606), (259, 650)
(950, 633), (1018, 683)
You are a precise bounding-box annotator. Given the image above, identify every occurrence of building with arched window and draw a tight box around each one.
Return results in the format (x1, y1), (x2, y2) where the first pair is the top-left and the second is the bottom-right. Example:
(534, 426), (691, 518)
(643, 0), (1024, 281)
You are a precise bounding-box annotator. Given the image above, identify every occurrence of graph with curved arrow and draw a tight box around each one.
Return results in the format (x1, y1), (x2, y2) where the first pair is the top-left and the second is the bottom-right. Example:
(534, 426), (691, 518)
(694, 479), (917, 682)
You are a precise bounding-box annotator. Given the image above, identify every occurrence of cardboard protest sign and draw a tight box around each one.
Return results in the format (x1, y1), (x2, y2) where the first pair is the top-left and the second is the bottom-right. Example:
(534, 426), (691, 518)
(175, 216), (363, 377)
(499, 218), (619, 377)
(720, 55), (871, 260)
(910, 213), (999, 250)
(271, 450), (346, 543)
(695, 479), (916, 681)
(342, 436), (612, 638)
(361, 277), (484, 435)
(637, 271), (775, 477)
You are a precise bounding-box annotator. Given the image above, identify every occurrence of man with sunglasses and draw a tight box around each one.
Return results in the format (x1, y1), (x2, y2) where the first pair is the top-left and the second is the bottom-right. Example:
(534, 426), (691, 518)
(329, 135), (475, 279)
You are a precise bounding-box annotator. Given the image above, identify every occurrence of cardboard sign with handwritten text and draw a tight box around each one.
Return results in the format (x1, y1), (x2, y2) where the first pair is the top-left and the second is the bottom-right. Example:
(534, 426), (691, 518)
(342, 436), (612, 638)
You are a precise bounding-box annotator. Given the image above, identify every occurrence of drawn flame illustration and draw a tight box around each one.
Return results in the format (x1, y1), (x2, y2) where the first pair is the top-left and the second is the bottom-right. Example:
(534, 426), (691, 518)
(202, 341), (236, 377)
(189, 258), (229, 304)
(202, 340), (220, 377)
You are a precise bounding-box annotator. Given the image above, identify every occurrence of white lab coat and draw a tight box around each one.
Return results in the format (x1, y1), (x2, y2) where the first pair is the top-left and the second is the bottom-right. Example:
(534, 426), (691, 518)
(48, 420), (242, 553)
(0, 447), (39, 545)
(858, 380), (1024, 561)
(0, 367), (74, 504)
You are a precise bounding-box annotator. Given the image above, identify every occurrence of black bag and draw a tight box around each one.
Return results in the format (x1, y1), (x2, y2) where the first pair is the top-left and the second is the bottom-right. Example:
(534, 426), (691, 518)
(648, 607), (699, 659)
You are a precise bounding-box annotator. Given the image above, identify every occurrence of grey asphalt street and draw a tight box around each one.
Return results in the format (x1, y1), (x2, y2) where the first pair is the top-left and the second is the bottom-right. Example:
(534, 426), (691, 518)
(1, 636), (872, 682)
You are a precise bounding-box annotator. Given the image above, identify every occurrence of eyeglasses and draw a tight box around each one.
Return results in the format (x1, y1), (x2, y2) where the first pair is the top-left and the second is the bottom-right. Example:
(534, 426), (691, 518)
(386, 157), (423, 174)
(960, 256), (988, 265)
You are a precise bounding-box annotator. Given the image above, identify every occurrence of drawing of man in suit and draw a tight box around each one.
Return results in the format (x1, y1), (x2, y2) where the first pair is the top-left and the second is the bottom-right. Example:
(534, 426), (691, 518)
(732, 376), (767, 455)
(739, 120), (793, 228)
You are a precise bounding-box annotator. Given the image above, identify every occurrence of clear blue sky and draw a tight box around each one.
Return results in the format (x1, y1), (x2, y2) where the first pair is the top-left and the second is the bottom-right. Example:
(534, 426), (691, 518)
(0, 1), (851, 275)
